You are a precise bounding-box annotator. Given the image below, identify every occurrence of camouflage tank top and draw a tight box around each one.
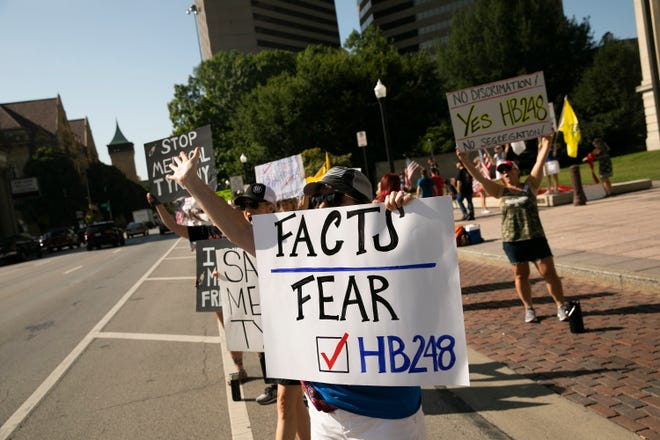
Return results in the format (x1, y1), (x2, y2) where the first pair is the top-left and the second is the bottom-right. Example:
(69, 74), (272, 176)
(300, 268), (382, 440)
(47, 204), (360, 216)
(499, 183), (545, 242)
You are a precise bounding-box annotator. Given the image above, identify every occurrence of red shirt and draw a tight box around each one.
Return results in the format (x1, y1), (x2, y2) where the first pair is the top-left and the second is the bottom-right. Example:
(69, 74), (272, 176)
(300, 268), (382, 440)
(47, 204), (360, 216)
(431, 175), (445, 196)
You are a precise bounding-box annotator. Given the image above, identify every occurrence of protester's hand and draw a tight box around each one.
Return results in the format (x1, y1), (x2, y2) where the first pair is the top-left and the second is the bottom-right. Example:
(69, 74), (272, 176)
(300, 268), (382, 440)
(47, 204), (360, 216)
(456, 148), (470, 163)
(383, 190), (412, 213)
(538, 134), (553, 149)
(166, 147), (199, 186)
(146, 192), (161, 207)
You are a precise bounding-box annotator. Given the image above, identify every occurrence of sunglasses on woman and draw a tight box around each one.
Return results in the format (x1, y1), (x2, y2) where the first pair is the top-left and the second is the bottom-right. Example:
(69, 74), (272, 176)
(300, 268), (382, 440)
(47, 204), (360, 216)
(237, 200), (261, 210)
(310, 191), (354, 208)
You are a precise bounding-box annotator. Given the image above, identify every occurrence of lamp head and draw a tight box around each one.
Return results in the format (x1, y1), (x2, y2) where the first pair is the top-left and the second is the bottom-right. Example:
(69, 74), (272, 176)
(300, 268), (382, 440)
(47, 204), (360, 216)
(374, 79), (387, 99)
(240, 153), (248, 164)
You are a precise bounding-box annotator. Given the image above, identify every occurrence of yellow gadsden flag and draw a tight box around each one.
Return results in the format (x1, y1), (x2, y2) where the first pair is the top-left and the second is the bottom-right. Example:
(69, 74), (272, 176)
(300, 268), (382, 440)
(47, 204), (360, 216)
(305, 152), (331, 183)
(558, 96), (581, 158)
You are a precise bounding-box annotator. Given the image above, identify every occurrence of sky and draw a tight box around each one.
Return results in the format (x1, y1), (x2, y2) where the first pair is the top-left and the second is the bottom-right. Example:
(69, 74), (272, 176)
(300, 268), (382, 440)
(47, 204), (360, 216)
(0, 1), (638, 180)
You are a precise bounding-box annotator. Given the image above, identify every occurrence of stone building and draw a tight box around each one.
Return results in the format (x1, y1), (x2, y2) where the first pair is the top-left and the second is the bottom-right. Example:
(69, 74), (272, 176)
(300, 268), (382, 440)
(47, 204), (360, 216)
(0, 96), (98, 237)
(634, 0), (660, 151)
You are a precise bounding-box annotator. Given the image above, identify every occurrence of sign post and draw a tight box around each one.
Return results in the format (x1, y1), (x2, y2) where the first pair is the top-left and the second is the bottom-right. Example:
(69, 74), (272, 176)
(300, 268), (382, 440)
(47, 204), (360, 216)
(356, 131), (369, 180)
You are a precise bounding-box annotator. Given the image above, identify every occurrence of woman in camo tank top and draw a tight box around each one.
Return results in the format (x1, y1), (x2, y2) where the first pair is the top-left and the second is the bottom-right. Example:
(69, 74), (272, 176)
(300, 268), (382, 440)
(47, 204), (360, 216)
(457, 135), (570, 324)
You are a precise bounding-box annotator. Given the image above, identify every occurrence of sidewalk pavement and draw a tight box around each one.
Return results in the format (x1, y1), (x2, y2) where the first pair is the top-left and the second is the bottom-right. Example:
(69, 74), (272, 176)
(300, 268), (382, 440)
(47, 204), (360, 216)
(448, 182), (660, 439)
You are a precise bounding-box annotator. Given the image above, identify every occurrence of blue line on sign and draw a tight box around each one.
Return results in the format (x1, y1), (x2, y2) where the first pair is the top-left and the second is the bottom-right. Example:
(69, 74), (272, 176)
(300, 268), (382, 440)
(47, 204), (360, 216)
(271, 262), (436, 273)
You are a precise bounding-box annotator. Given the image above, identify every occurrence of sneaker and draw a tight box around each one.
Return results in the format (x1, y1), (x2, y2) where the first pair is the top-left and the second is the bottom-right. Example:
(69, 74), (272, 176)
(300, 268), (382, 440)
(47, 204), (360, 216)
(256, 384), (278, 405)
(524, 307), (537, 323)
(481, 209), (491, 214)
(227, 368), (248, 385)
(557, 303), (569, 321)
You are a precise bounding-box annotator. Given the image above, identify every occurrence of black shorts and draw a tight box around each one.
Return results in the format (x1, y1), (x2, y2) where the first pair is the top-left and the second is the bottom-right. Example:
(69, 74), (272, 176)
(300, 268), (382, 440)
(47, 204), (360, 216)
(502, 237), (553, 264)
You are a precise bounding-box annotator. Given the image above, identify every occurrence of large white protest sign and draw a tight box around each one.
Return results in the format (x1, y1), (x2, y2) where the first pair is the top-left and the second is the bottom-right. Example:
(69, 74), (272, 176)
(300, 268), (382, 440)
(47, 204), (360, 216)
(252, 197), (469, 386)
(447, 71), (552, 151)
(254, 154), (305, 201)
(144, 125), (217, 203)
(215, 244), (264, 352)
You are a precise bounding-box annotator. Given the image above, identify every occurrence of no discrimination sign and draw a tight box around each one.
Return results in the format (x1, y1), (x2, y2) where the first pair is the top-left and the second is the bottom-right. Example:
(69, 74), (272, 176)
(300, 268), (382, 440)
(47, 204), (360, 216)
(447, 71), (552, 151)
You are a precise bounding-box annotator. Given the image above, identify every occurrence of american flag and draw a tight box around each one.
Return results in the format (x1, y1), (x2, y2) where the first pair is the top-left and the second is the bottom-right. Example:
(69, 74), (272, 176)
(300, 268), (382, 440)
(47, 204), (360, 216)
(404, 158), (421, 189)
(478, 149), (493, 171)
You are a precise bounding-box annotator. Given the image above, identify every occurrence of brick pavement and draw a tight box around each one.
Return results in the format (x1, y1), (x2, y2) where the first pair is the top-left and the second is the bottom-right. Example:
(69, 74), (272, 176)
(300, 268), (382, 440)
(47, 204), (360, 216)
(459, 258), (660, 440)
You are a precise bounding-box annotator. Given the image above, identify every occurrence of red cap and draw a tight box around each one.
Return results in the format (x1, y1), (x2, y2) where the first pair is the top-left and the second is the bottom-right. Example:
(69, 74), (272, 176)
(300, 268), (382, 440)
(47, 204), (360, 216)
(496, 160), (518, 173)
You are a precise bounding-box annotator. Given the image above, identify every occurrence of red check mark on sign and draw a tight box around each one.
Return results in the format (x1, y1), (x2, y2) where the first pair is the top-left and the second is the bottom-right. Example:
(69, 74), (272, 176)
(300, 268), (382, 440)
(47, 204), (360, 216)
(321, 332), (349, 370)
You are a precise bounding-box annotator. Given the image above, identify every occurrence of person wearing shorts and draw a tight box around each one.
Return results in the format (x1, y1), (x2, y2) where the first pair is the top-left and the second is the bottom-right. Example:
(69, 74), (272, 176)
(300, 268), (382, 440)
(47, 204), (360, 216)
(165, 153), (427, 439)
(457, 135), (570, 324)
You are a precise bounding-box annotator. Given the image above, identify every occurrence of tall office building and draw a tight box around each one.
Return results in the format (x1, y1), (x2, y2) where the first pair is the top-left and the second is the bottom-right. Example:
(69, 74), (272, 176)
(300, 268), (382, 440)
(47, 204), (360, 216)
(190, 0), (341, 59)
(357, 0), (474, 55)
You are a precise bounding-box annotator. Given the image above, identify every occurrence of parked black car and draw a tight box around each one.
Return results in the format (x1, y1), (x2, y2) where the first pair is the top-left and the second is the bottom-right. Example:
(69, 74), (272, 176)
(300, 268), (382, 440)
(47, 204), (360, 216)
(39, 228), (81, 252)
(0, 233), (43, 264)
(84, 221), (125, 250)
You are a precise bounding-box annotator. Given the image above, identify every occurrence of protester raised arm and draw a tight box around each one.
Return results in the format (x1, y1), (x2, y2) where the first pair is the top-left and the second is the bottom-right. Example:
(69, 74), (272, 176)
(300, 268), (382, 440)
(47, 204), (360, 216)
(527, 135), (553, 195)
(166, 148), (256, 255)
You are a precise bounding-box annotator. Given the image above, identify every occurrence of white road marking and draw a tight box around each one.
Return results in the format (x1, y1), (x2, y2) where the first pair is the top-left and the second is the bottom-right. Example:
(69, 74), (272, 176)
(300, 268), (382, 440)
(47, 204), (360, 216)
(218, 320), (254, 440)
(111, 249), (122, 254)
(0, 239), (182, 440)
(96, 331), (222, 344)
(63, 265), (82, 274)
(165, 256), (195, 260)
(145, 276), (196, 281)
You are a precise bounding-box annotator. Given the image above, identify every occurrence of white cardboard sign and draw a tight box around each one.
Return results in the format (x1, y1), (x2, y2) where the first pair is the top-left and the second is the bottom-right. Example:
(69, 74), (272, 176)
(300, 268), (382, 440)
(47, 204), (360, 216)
(251, 197), (469, 386)
(447, 71), (552, 151)
(254, 154), (306, 202)
(216, 246), (264, 352)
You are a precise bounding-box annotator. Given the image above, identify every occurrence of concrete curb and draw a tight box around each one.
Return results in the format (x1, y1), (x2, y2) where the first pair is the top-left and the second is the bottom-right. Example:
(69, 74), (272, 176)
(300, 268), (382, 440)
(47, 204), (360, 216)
(458, 246), (660, 294)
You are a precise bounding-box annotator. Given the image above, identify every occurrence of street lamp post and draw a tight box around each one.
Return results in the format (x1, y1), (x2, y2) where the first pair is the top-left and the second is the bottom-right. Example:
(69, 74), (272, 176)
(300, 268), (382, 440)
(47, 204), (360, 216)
(374, 79), (394, 173)
(240, 153), (249, 184)
(186, 4), (203, 61)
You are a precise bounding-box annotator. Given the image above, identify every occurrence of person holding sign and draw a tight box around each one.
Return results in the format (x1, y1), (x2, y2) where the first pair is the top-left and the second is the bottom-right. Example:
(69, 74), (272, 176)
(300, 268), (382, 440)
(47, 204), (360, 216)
(166, 151), (427, 440)
(147, 192), (247, 378)
(457, 135), (570, 324)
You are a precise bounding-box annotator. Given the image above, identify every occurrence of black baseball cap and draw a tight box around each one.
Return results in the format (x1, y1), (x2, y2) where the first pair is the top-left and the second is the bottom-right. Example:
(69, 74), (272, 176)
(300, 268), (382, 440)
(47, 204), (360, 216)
(303, 166), (372, 204)
(233, 183), (276, 206)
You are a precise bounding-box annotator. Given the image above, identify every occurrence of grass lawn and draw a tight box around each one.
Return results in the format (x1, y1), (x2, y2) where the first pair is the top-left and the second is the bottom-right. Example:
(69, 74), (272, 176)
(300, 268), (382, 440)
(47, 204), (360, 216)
(554, 150), (660, 187)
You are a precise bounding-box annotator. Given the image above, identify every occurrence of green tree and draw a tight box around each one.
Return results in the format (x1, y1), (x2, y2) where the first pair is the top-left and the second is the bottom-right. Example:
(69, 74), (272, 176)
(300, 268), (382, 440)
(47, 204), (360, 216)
(21, 147), (86, 230)
(87, 162), (147, 226)
(228, 28), (444, 179)
(168, 50), (296, 178)
(439, 0), (593, 105)
(571, 39), (645, 155)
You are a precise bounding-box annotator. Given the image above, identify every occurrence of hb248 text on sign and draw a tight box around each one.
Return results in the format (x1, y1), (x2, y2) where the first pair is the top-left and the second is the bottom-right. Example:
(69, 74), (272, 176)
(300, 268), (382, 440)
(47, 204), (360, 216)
(447, 71), (553, 152)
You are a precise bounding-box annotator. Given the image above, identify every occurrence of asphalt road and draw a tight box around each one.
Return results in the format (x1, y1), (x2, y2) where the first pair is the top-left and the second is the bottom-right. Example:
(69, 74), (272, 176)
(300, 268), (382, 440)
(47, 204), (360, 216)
(0, 231), (523, 439)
